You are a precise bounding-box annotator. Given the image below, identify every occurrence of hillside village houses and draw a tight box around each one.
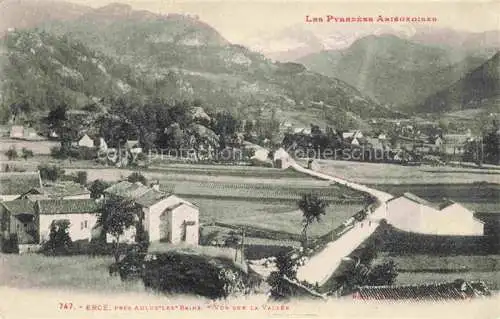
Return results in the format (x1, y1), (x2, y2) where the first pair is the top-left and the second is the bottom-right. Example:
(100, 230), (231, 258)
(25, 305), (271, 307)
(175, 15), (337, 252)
(0, 171), (200, 252)
(9, 125), (45, 141)
(384, 193), (484, 236)
(103, 181), (199, 245)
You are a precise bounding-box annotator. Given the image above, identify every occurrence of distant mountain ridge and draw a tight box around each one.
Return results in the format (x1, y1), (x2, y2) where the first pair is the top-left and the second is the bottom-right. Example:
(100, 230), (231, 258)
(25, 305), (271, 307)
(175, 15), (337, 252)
(297, 34), (492, 108)
(0, 1), (398, 130)
(415, 52), (500, 113)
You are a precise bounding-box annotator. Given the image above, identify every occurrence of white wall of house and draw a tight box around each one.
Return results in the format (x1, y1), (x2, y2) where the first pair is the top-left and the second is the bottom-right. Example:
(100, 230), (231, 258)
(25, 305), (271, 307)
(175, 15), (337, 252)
(147, 195), (191, 242)
(0, 195), (21, 201)
(385, 198), (483, 236)
(167, 204), (199, 245)
(39, 213), (98, 243)
(105, 226), (136, 244)
(62, 194), (91, 200)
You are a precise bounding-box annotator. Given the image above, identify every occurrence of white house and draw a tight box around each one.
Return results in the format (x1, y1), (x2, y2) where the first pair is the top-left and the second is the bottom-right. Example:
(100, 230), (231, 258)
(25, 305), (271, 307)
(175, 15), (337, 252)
(384, 193), (483, 236)
(78, 134), (94, 148)
(37, 199), (100, 242)
(342, 130), (363, 140)
(273, 147), (293, 169)
(104, 181), (199, 245)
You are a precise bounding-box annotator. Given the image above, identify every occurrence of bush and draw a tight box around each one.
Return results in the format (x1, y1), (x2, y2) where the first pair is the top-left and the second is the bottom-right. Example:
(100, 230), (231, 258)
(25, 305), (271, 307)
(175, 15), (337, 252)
(38, 164), (65, 181)
(21, 148), (34, 160)
(75, 171), (88, 186)
(127, 172), (147, 185)
(5, 146), (18, 160)
(1, 234), (19, 253)
(89, 179), (110, 199)
(41, 220), (73, 256)
(142, 252), (261, 299)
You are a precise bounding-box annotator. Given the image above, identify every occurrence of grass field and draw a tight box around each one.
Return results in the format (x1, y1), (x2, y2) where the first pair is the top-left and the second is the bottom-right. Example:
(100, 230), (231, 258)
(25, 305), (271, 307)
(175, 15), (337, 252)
(0, 254), (146, 293)
(189, 198), (363, 237)
(311, 159), (500, 184)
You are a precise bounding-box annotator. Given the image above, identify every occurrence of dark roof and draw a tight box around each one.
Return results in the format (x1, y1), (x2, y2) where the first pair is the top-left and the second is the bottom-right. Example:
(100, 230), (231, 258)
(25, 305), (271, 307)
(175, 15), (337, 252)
(40, 181), (90, 197)
(353, 281), (490, 301)
(0, 199), (36, 215)
(165, 202), (197, 211)
(0, 171), (42, 195)
(37, 199), (100, 215)
(387, 192), (433, 207)
(105, 181), (168, 207)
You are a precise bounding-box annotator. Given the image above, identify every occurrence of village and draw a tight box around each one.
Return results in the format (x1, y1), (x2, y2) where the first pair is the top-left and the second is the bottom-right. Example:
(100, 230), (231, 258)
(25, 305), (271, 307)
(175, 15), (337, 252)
(0, 113), (499, 302)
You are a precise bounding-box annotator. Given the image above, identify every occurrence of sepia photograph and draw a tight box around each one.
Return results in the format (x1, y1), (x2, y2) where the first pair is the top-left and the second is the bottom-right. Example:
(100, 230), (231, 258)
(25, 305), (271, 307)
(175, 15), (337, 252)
(0, 0), (499, 318)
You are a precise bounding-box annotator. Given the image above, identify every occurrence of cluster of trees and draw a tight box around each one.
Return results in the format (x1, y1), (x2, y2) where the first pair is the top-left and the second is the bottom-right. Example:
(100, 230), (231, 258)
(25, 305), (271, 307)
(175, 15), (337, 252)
(5, 146), (34, 160)
(43, 97), (282, 162)
(463, 121), (500, 165)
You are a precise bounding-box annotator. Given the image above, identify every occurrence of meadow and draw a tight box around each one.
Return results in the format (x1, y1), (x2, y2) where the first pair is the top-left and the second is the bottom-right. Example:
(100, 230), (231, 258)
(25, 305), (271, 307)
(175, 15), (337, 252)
(310, 159), (500, 184)
(0, 254), (147, 293)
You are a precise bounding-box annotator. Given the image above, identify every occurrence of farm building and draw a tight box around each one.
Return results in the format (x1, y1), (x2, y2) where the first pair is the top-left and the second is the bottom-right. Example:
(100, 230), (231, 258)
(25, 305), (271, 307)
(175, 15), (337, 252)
(104, 181), (199, 245)
(0, 171), (43, 201)
(0, 198), (100, 251)
(274, 148), (292, 169)
(19, 181), (91, 200)
(9, 126), (44, 141)
(384, 193), (484, 236)
(37, 199), (100, 242)
(342, 130), (364, 140)
(351, 280), (490, 301)
(77, 134), (94, 148)
(442, 133), (473, 155)
(0, 199), (38, 246)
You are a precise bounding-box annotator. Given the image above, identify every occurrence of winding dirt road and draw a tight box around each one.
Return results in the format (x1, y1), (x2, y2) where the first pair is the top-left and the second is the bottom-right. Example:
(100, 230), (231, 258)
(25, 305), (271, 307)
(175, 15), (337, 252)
(291, 162), (393, 286)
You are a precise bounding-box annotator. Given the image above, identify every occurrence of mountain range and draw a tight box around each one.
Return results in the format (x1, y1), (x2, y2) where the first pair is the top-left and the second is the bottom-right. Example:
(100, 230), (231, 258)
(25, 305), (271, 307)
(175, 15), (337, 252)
(416, 52), (500, 113)
(297, 34), (497, 108)
(0, 1), (396, 130)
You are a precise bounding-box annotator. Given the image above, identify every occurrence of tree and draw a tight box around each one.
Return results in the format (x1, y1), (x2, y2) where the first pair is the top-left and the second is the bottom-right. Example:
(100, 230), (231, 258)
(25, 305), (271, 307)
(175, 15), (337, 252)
(43, 220), (73, 255)
(97, 198), (141, 262)
(89, 179), (110, 199)
(46, 103), (77, 156)
(38, 164), (65, 181)
(5, 146), (18, 160)
(75, 171), (87, 186)
(267, 251), (298, 301)
(366, 260), (398, 286)
(21, 147), (34, 160)
(127, 172), (147, 185)
(297, 193), (329, 248)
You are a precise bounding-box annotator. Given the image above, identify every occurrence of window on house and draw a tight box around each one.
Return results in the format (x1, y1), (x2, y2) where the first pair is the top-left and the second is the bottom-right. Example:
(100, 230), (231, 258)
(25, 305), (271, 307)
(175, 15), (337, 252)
(24, 223), (28, 229)
(84, 220), (88, 228)
(81, 220), (88, 230)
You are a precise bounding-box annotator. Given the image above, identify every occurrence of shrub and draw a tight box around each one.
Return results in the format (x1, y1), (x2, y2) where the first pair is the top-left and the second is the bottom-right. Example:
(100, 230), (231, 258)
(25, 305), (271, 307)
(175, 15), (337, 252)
(127, 172), (147, 185)
(5, 146), (18, 160)
(1, 234), (19, 253)
(41, 220), (73, 256)
(38, 164), (65, 181)
(89, 179), (110, 199)
(75, 171), (88, 186)
(21, 148), (34, 160)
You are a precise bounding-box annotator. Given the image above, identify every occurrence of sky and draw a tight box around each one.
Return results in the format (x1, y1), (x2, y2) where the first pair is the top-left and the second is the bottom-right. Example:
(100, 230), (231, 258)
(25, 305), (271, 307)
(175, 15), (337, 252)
(55, 0), (500, 44)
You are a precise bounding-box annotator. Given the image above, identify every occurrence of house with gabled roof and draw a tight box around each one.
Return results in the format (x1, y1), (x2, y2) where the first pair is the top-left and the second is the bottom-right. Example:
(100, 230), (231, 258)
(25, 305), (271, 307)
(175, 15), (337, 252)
(19, 181), (91, 200)
(0, 197), (101, 252)
(384, 193), (483, 235)
(0, 199), (37, 246)
(0, 171), (43, 201)
(104, 181), (199, 245)
(36, 199), (100, 242)
(77, 134), (95, 148)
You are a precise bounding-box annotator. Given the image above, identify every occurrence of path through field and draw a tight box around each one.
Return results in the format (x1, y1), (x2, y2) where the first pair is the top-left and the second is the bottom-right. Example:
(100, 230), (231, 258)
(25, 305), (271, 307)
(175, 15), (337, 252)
(291, 162), (393, 286)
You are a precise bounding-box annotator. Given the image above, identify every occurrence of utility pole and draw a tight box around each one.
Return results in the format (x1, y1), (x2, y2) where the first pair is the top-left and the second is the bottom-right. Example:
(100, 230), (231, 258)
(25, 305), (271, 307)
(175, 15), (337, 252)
(240, 228), (245, 265)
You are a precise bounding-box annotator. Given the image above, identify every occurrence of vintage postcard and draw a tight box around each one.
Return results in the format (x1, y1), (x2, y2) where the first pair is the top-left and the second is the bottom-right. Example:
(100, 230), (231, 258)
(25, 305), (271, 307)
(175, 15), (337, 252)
(0, 0), (499, 318)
